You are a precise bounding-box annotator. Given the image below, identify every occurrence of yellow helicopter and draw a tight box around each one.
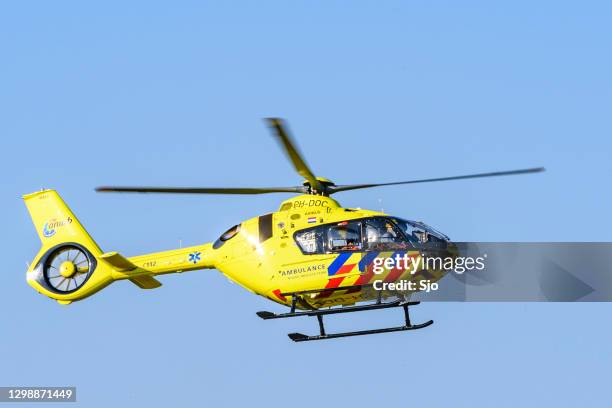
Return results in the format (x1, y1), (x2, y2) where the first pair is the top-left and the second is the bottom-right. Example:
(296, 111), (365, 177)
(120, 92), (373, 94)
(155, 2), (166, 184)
(24, 119), (544, 341)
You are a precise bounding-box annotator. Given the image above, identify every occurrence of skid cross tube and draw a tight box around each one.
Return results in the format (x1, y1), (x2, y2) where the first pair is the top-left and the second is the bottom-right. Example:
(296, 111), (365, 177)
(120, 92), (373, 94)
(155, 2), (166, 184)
(403, 303), (411, 326)
(316, 315), (326, 336)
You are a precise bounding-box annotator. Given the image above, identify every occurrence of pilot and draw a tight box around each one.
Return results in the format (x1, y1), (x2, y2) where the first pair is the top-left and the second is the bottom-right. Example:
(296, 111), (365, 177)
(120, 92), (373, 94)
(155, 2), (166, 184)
(380, 222), (397, 242)
(331, 225), (361, 251)
(413, 230), (428, 243)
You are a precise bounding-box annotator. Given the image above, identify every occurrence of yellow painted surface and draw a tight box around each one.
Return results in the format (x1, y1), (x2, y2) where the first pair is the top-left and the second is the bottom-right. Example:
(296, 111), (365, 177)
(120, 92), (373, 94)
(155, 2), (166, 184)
(23, 190), (450, 308)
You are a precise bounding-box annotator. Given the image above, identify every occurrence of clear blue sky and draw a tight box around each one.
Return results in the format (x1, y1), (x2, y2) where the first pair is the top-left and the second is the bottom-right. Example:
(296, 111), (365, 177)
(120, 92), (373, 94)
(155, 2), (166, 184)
(1, 1), (611, 407)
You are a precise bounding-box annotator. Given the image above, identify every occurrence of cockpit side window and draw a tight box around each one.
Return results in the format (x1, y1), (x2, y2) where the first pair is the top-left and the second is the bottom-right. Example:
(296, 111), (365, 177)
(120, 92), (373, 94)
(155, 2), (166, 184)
(326, 221), (362, 252)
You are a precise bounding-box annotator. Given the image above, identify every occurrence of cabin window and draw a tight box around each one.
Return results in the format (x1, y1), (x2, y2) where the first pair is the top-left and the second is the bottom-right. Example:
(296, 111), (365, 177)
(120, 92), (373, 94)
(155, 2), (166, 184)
(213, 224), (241, 249)
(293, 221), (363, 254)
(294, 228), (324, 254)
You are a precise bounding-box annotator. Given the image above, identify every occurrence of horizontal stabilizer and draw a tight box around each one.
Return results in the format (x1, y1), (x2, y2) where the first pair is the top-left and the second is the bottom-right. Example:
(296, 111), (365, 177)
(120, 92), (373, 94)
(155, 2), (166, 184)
(100, 252), (137, 271)
(129, 275), (162, 289)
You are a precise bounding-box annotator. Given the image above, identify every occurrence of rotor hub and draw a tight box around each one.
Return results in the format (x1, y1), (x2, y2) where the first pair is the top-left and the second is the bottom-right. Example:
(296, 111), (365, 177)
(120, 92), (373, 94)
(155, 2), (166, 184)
(59, 261), (76, 278)
(303, 177), (336, 195)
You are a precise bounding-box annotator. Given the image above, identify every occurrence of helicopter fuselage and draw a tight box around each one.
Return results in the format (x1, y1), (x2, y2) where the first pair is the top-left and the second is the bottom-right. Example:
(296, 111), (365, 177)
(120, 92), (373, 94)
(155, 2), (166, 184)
(206, 195), (450, 309)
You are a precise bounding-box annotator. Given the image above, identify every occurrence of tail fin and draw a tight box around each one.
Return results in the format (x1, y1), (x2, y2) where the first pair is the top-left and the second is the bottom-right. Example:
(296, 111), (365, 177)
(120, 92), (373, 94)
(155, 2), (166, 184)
(24, 190), (214, 304)
(24, 190), (102, 254)
(23, 190), (114, 304)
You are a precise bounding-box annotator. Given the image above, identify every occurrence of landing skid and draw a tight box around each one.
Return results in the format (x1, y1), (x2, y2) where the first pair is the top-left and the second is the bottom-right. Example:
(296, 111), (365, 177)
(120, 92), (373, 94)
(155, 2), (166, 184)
(257, 287), (433, 342)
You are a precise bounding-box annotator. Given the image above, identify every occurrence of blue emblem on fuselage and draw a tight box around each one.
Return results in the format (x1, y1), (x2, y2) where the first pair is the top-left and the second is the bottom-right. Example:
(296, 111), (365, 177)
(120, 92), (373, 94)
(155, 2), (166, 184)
(188, 251), (201, 264)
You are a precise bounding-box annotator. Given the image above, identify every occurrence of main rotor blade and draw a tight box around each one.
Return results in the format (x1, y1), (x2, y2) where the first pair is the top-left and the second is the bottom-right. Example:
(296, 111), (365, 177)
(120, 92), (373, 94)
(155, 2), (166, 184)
(329, 167), (545, 193)
(265, 118), (322, 192)
(95, 186), (306, 194)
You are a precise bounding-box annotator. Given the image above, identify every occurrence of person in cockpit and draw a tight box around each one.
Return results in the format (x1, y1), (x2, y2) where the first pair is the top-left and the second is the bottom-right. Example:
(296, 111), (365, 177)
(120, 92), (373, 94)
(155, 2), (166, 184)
(380, 222), (398, 243)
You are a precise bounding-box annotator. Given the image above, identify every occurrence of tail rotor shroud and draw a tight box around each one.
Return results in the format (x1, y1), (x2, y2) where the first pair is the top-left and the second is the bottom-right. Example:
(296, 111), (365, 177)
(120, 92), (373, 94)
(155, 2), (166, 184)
(43, 244), (95, 293)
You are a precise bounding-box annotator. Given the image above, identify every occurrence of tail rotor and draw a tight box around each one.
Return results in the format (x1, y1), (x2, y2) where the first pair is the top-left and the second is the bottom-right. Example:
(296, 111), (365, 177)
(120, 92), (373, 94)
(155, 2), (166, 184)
(42, 244), (95, 293)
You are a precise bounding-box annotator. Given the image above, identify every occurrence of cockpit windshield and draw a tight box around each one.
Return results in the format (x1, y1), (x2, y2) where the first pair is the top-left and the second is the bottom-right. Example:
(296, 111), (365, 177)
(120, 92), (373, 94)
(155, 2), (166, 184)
(390, 218), (450, 243)
(363, 218), (410, 250)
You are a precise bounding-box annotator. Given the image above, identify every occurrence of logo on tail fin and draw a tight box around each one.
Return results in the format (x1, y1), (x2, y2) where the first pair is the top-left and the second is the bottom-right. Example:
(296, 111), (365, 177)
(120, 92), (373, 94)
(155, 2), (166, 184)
(42, 223), (55, 237)
(42, 217), (73, 238)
